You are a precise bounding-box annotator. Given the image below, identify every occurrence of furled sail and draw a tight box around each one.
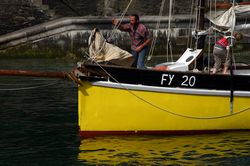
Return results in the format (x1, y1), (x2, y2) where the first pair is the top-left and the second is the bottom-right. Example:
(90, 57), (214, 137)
(88, 28), (134, 67)
(207, 5), (250, 32)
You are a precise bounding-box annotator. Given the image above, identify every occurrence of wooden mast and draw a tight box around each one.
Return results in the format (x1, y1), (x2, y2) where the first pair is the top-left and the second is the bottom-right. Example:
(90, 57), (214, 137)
(196, 0), (206, 70)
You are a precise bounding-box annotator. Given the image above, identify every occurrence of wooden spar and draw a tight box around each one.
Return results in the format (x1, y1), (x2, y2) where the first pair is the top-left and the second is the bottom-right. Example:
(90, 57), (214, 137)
(0, 69), (68, 78)
(196, 0), (206, 70)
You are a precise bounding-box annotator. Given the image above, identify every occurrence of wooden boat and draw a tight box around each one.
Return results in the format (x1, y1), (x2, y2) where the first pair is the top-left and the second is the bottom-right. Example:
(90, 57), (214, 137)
(76, 1), (250, 138)
(77, 63), (250, 138)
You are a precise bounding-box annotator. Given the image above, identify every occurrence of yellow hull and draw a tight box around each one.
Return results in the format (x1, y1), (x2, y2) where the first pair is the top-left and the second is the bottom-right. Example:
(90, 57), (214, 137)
(78, 81), (250, 138)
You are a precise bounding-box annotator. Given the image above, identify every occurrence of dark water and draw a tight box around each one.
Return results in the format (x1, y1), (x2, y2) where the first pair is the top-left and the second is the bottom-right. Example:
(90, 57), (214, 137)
(0, 58), (250, 165)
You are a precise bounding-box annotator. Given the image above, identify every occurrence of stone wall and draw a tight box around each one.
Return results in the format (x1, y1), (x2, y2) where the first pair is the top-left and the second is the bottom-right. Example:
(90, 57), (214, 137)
(2, 0), (247, 35)
(1, 0), (249, 35)
(0, 0), (197, 35)
(0, 0), (49, 35)
(46, 0), (193, 16)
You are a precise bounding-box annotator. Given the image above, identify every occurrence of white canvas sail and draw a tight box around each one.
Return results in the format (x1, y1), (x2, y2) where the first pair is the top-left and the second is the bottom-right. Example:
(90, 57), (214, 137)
(207, 5), (250, 32)
(88, 28), (134, 67)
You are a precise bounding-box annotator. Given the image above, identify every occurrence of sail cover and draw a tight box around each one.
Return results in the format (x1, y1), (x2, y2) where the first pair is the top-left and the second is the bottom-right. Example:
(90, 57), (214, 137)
(207, 5), (250, 32)
(88, 28), (134, 66)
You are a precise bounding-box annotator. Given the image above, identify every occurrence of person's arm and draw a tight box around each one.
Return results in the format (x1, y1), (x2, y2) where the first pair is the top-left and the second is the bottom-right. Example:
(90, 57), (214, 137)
(135, 27), (152, 53)
(227, 36), (236, 48)
(112, 18), (119, 26)
(135, 38), (152, 53)
(112, 18), (129, 31)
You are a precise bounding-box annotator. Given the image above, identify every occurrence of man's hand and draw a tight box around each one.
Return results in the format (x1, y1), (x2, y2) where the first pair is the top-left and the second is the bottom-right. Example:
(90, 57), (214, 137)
(135, 38), (152, 53)
(135, 45), (143, 53)
(112, 18), (119, 26)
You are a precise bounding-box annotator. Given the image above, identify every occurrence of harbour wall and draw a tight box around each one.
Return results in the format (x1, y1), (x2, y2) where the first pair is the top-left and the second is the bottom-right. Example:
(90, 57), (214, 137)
(0, 0), (195, 35)
(0, 16), (196, 58)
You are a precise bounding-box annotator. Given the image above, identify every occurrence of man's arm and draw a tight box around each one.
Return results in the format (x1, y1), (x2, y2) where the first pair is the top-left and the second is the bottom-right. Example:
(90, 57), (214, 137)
(135, 27), (152, 53)
(112, 18), (129, 31)
(135, 38), (152, 53)
(112, 18), (119, 26)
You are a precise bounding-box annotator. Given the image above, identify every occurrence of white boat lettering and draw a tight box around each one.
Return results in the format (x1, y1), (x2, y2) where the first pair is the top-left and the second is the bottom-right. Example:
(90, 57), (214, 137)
(161, 74), (175, 85)
(181, 75), (196, 87)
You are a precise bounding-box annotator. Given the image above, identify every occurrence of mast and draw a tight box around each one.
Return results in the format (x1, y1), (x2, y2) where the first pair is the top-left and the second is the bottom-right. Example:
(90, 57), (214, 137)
(196, 0), (206, 70)
(230, 0), (236, 114)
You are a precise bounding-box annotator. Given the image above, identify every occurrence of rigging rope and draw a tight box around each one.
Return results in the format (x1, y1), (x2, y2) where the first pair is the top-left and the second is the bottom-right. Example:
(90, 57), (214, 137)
(89, 0), (133, 61)
(147, 0), (166, 62)
(109, 0), (133, 40)
(192, 0), (203, 69)
(166, 0), (174, 62)
(187, 0), (195, 48)
(194, 0), (201, 50)
(84, 52), (250, 120)
(0, 78), (56, 86)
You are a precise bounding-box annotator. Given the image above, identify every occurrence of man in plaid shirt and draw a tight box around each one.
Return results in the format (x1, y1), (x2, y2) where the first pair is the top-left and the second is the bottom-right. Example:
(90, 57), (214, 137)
(112, 14), (152, 68)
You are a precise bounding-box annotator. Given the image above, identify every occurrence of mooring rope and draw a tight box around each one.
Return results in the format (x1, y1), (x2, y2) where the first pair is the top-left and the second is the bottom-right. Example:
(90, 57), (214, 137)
(83, 52), (250, 120)
(0, 80), (57, 86)
(0, 81), (60, 91)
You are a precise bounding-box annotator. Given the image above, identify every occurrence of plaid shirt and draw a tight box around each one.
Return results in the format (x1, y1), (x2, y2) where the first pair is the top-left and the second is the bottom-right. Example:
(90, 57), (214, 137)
(119, 23), (150, 51)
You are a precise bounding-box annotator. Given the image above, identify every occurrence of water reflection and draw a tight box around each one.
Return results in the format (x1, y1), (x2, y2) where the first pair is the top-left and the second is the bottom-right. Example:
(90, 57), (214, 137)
(78, 132), (250, 165)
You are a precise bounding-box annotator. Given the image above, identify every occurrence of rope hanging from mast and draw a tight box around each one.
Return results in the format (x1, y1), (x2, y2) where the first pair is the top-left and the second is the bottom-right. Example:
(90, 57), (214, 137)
(147, 0), (174, 63)
(187, 0), (196, 48)
(166, 0), (174, 62)
(88, 0), (134, 62)
(109, 0), (133, 40)
(147, 0), (166, 61)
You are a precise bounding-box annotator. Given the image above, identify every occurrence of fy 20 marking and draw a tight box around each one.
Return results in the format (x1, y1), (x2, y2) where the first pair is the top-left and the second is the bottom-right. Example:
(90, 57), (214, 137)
(161, 74), (196, 87)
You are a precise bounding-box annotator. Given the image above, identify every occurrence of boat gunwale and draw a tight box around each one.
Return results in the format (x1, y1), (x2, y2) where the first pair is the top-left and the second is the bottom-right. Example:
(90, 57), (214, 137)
(87, 81), (250, 97)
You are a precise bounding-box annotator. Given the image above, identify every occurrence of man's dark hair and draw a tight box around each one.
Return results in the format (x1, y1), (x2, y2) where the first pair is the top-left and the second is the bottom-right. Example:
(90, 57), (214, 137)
(131, 14), (140, 21)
